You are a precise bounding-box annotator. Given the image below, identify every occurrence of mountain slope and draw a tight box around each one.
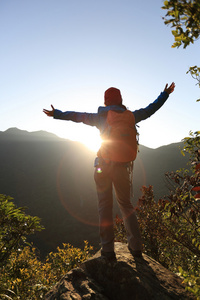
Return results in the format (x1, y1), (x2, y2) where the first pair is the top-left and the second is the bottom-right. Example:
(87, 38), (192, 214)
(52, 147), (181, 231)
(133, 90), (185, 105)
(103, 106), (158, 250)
(0, 128), (188, 256)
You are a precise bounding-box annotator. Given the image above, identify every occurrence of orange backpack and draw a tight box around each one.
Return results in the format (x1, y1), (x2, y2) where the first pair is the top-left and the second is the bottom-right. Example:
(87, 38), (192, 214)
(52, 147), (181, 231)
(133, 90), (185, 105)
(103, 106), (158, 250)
(98, 110), (138, 163)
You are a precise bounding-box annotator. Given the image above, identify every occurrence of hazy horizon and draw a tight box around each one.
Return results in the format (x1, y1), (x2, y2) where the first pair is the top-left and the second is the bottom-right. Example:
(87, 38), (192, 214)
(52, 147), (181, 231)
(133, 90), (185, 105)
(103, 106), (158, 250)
(1, 126), (184, 151)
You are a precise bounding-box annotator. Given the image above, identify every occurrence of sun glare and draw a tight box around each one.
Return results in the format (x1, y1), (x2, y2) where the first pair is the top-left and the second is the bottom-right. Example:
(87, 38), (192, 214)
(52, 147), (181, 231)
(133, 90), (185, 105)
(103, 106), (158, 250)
(71, 126), (102, 152)
(56, 125), (102, 152)
(80, 134), (102, 152)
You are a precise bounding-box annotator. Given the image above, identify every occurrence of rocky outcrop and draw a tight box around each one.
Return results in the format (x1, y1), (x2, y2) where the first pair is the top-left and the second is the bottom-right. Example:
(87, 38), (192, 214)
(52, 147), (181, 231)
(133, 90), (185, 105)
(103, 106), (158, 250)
(45, 242), (194, 300)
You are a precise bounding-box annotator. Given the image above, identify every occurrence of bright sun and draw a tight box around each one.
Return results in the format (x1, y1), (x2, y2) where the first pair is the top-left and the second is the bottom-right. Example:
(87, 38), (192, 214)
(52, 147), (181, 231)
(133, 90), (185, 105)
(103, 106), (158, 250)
(72, 126), (102, 152)
(57, 125), (102, 153)
(79, 134), (102, 152)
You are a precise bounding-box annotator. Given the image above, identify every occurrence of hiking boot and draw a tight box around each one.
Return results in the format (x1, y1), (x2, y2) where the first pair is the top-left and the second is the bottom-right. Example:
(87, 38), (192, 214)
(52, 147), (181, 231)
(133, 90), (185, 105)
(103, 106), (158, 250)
(128, 246), (143, 258)
(101, 250), (116, 262)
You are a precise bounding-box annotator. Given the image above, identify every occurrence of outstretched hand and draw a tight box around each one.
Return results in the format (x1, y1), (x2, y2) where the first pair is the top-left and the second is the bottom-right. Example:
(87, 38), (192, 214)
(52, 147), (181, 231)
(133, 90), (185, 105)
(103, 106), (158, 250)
(164, 82), (175, 94)
(43, 105), (55, 117)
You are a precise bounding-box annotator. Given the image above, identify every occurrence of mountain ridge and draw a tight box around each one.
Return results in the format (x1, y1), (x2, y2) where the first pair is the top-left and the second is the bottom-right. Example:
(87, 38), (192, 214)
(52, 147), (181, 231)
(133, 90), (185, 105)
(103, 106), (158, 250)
(0, 127), (71, 142)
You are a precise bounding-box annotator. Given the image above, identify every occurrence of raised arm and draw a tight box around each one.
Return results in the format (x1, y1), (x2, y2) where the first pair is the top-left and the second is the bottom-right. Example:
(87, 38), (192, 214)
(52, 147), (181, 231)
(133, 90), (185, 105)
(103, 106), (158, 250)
(133, 82), (175, 124)
(43, 105), (100, 127)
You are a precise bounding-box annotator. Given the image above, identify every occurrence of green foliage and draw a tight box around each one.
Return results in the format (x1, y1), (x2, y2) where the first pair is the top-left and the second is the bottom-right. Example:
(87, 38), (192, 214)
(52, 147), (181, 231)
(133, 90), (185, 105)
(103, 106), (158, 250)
(0, 194), (93, 299)
(186, 66), (200, 89)
(162, 0), (200, 92)
(45, 241), (93, 280)
(0, 194), (44, 264)
(178, 266), (200, 298)
(182, 131), (200, 159)
(0, 240), (92, 299)
(0, 246), (47, 300)
(162, 0), (200, 49)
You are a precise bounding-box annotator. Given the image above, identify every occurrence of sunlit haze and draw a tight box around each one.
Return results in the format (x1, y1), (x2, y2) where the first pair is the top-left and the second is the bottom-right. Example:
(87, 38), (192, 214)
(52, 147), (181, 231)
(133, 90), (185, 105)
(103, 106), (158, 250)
(1, 0), (199, 150)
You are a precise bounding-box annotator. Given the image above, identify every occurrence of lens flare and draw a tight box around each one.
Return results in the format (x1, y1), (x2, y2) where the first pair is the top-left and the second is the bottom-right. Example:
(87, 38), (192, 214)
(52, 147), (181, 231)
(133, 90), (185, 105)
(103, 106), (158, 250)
(56, 153), (99, 227)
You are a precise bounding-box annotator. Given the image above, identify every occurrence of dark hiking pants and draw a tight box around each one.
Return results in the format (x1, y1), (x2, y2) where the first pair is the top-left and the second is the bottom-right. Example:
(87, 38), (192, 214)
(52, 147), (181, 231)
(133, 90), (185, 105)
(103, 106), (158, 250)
(94, 161), (142, 252)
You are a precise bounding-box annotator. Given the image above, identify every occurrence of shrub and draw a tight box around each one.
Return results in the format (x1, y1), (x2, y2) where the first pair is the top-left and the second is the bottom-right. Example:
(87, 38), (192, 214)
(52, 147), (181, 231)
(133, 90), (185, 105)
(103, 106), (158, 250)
(0, 195), (93, 299)
(0, 194), (44, 264)
(114, 132), (200, 299)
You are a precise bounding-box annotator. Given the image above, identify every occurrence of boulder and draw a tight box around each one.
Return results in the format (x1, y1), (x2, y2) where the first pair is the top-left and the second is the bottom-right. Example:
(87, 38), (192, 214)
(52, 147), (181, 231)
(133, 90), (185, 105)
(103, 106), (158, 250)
(45, 242), (194, 300)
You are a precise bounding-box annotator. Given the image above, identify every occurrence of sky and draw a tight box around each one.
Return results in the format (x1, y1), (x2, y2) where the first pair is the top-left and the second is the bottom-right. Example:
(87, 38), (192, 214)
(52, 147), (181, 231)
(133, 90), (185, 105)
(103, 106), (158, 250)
(0, 0), (199, 151)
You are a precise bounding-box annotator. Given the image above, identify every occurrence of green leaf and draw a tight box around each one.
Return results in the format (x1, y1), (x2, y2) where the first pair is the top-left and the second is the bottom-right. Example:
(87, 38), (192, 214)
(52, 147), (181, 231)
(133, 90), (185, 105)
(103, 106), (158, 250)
(175, 36), (183, 41)
(172, 30), (179, 36)
(181, 150), (186, 156)
(192, 238), (196, 244)
(174, 10), (179, 19)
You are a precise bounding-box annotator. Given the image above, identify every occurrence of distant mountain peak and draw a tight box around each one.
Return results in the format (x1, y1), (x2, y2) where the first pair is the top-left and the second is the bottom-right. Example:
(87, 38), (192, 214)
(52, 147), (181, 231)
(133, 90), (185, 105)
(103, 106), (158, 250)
(0, 127), (60, 141)
(4, 127), (28, 134)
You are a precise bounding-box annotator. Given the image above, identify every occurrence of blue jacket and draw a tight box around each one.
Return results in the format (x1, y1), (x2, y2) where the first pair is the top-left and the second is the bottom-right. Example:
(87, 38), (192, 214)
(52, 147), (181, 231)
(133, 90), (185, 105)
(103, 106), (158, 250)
(54, 91), (169, 134)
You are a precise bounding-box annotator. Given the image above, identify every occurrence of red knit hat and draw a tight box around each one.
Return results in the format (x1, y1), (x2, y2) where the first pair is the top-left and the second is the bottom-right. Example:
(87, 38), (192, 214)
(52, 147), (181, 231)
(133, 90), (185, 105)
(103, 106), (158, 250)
(104, 87), (122, 106)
